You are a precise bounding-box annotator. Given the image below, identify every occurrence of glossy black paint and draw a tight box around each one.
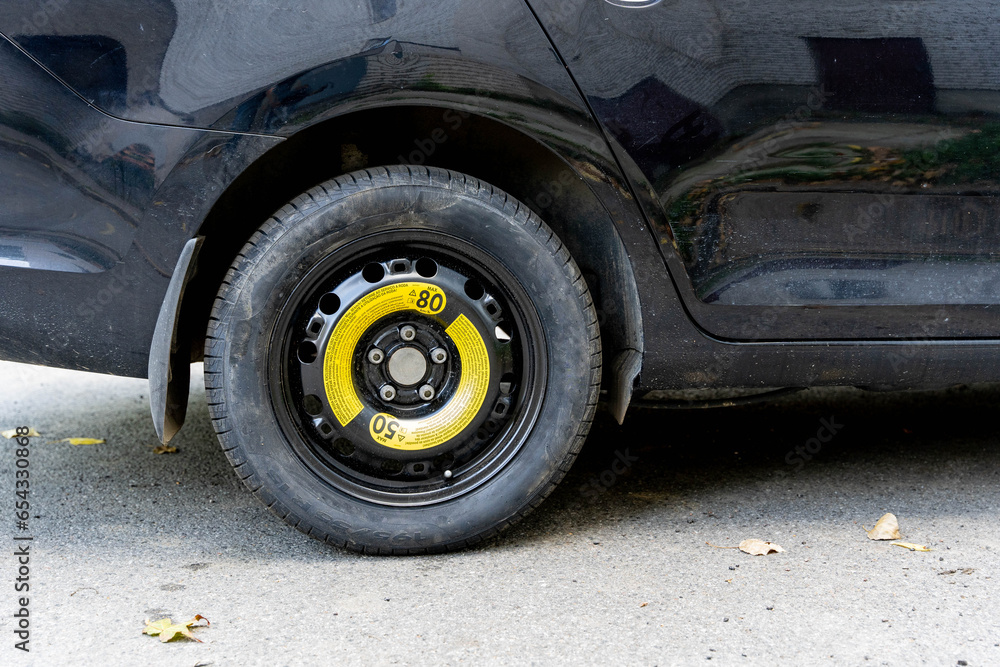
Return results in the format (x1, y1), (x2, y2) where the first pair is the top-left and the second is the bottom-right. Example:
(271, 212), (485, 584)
(4, 0), (585, 131)
(532, 0), (1000, 340)
(0, 33), (281, 374)
(0, 0), (998, 409)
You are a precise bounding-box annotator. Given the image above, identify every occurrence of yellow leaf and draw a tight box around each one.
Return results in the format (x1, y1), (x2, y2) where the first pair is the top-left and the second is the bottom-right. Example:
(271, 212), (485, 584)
(142, 615), (209, 643)
(152, 445), (178, 455)
(56, 438), (105, 446)
(142, 618), (174, 636)
(2, 428), (41, 438)
(158, 624), (201, 643)
(892, 542), (932, 552)
(739, 539), (785, 556)
(866, 513), (902, 540)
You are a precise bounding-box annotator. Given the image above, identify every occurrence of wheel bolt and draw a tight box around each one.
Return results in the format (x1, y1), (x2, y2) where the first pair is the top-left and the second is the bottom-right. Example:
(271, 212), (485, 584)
(418, 384), (435, 401)
(368, 348), (385, 364)
(430, 348), (448, 364)
(400, 325), (416, 341)
(380, 385), (397, 401)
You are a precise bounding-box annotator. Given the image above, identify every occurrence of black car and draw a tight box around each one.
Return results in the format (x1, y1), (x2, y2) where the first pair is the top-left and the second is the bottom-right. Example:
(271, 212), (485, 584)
(2, 1), (998, 553)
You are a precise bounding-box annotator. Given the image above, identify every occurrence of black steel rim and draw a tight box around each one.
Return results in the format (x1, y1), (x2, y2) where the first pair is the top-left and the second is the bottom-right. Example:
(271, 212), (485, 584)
(267, 229), (547, 507)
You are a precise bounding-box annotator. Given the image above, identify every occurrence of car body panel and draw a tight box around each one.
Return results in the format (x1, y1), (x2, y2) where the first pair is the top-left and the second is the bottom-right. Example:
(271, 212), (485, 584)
(2, 0), (582, 130)
(528, 0), (1000, 340)
(0, 34), (282, 375)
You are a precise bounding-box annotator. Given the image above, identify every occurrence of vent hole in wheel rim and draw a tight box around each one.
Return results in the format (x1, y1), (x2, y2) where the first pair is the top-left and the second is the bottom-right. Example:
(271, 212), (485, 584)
(319, 293), (341, 315)
(381, 459), (405, 475)
(415, 257), (438, 278)
(303, 394), (323, 416)
(392, 262), (407, 273)
(464, 279), (485, 300)
(298, 341), (318, 363)
(363, 263), (386, 283)
(333, 438), (355, 456)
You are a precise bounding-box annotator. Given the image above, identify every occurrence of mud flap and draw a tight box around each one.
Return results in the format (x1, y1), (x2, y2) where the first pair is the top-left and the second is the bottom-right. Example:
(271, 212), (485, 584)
(148, 237), (203, 443)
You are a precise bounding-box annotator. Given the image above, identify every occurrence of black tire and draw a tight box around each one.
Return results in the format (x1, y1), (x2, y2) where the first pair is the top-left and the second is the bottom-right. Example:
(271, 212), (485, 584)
(205, 166), (601, 554)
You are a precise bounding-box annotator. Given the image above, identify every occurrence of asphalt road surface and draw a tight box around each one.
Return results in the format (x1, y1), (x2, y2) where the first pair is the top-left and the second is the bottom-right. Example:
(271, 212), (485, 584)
(1, 360), (998, 666)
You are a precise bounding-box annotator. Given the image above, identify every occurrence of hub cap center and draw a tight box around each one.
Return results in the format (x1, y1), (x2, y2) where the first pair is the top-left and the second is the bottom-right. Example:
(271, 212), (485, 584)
(387, 346), (428, 386)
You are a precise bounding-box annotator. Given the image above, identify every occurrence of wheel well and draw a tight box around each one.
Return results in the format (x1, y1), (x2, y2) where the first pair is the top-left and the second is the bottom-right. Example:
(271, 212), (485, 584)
(182, 106), (641, 379)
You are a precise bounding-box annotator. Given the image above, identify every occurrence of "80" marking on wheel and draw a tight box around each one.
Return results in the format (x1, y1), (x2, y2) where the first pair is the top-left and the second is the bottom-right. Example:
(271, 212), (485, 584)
(407, 286), (445, 314)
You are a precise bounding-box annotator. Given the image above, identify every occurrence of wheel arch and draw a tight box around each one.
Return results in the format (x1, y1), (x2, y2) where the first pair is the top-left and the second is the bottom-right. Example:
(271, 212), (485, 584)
(156, 103), (645, 441)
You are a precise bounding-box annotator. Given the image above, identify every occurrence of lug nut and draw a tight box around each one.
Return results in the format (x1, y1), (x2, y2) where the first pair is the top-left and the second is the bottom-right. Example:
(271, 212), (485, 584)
(368, 348), (385, 364)
(379, 385), (397, 401)
(400, 325), (416, 341)
(430, 348), (448, 364)
(418, 384), (435, 401)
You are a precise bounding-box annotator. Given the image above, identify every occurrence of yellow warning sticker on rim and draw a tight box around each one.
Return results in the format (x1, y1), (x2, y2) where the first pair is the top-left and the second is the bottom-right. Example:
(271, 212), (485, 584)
(368, 313), (491, 450)
(324, 282), (446, 427)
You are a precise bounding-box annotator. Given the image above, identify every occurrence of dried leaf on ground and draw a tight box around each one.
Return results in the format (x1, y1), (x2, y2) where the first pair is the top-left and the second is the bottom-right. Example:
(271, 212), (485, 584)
(55, 437), (105, 446)
(152, 445), (178, 455)
(739, 539), (785, 556)
(892, 542), (932, 552)
(143, 615), (210, 643)
(866, 513), (901, 540)
(142, 618), (173, 636)
(2, 428), (41, 438)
